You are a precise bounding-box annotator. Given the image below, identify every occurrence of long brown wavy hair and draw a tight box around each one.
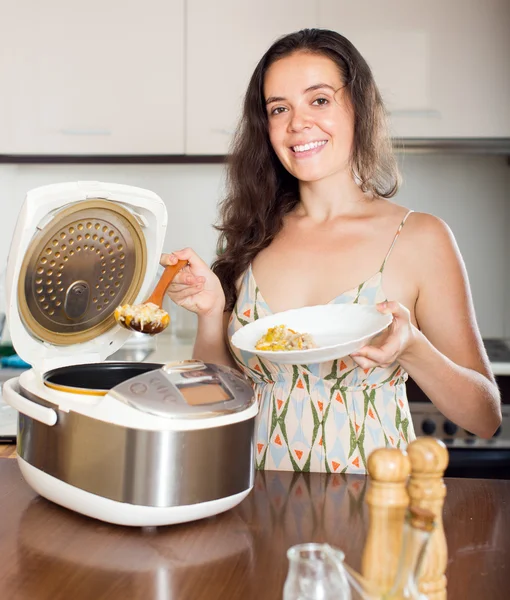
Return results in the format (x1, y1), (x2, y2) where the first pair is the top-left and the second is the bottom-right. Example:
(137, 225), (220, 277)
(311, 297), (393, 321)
(212, 28), (400, 312)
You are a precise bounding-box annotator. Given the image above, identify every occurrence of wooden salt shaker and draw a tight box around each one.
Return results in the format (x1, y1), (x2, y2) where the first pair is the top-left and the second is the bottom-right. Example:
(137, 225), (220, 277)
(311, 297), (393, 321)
(407, 437), (449, 600)
(361, 447), (411, 593)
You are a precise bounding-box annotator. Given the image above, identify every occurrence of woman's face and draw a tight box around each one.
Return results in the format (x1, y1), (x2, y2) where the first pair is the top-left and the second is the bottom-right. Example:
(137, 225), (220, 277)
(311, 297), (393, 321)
(264, 51), (354, 183)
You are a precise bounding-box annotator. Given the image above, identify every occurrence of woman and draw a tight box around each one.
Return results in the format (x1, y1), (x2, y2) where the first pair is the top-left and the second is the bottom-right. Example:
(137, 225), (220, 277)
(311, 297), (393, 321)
(162, 29), (501, 473)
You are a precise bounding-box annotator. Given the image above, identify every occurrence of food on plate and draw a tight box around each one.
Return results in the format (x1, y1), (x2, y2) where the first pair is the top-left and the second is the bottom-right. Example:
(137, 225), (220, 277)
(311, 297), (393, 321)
(255, 324), (317, 352)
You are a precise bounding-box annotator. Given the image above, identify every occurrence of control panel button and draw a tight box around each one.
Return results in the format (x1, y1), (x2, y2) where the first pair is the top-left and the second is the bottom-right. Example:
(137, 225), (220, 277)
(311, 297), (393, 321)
(443, 420), (458, 436)
(421, 419), (436, 435)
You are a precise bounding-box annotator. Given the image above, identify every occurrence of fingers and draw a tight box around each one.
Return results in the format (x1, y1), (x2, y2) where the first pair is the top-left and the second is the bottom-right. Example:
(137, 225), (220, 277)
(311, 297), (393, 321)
(169, 270), (205, 289)
(166, 267), (205, 296)
(351, 343), (397, 368)
(350, 355), (379, 370)
(171, 283), (204, 303)
(160, 252), (182, 267)
(159, 249), (224, 317)
(162, 251), (206, 305)
(160, 248), (206, 269)
(376, 300), (410, 320)
(349, 301), (412, 368)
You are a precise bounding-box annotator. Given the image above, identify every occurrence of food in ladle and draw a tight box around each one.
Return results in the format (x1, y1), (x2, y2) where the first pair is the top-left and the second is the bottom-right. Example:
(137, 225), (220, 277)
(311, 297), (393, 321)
(114, 302), (170, 334)
(114, 259), (187, 334)
(255, 325), (317, 352)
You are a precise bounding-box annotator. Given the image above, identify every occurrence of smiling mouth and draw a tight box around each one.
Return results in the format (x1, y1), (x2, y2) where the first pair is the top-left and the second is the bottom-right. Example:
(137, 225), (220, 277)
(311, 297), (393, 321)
(291, 140), (328, 153)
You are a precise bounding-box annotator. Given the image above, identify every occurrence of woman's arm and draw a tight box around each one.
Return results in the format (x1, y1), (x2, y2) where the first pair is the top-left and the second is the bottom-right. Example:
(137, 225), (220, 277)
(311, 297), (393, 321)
(193, 311), (237, 369)
(353, 214), (501, 439)
(161, 249), (238, 370)
(398, 327), (500, 438)
(404, 215), (501, 437)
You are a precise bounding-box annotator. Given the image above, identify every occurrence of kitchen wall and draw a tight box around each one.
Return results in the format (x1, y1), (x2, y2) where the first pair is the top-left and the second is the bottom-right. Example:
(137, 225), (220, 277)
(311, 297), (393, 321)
(0, 154), (508, 338)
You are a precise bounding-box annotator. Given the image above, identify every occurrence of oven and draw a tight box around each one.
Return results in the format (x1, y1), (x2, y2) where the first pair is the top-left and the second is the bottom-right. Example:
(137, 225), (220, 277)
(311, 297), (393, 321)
(408, 339), (510, 480)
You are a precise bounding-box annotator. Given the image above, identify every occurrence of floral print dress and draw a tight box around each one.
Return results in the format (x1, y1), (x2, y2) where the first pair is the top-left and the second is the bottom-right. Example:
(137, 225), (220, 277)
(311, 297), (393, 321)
(227, 211), (416, 474)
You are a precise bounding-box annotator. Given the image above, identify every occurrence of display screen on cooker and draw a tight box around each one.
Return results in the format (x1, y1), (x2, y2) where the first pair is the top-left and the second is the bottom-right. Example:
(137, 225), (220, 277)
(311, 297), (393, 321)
(179, 374), (233, 405)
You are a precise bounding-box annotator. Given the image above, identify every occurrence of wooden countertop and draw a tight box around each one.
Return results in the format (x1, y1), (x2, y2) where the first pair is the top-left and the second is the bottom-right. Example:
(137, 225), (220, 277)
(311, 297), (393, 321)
(0, 457), (509, 600)
(0, 444), (16, 458)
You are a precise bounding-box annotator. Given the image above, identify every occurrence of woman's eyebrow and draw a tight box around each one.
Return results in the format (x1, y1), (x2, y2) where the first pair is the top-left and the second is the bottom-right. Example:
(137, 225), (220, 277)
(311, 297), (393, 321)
(265, 83), (337, 105)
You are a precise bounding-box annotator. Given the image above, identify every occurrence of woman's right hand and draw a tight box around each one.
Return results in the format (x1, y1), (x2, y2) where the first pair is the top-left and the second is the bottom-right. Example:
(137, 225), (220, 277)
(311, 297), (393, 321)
(160, 248), (225, 317)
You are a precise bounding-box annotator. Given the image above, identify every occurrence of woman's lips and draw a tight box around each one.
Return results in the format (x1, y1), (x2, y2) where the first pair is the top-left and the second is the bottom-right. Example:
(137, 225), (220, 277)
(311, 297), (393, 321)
(290, 140), (328, 159)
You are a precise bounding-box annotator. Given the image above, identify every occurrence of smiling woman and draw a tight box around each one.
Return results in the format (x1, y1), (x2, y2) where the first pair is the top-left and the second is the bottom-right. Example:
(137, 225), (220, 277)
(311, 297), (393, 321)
(214, 29), (400, 312)
(159, 28), (501, 474)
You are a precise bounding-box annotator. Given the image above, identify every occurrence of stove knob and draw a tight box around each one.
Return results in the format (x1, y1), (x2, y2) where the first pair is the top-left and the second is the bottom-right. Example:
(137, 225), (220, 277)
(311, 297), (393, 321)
(421, 419), (436, 435)
(443, 420), (458, 436)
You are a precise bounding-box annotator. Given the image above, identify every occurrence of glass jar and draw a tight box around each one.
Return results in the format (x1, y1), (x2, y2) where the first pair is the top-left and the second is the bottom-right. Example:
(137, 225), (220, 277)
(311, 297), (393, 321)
(283, 543), (352, 600)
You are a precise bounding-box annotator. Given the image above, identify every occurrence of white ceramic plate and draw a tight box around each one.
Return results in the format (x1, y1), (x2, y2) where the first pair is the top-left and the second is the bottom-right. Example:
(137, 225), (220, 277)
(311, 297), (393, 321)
(230, 304), (392, 365)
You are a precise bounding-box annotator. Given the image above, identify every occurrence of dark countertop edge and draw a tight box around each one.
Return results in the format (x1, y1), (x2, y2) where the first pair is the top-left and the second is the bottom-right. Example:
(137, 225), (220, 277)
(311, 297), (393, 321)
(0, 139), (510, 163)
(0, 155), (227, 164)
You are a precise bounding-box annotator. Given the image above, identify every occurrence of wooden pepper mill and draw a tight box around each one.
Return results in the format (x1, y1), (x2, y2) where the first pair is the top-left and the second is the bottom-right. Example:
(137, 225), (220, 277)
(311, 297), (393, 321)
(361, 447), (411, 594)
(407, 437), (449, 600)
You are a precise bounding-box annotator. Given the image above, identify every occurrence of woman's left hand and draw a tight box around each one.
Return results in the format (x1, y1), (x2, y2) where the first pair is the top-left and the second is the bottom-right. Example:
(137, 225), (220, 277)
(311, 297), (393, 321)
(350, 301), (416, 369)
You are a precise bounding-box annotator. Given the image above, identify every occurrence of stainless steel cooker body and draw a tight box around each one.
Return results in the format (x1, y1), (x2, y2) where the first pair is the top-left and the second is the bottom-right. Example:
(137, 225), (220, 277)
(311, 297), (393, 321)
(16, 362), (256, 509)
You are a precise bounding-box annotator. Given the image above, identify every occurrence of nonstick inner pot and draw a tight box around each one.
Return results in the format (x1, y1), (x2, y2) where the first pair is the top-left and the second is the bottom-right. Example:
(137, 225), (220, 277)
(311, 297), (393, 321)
(44, 362), (162, 392)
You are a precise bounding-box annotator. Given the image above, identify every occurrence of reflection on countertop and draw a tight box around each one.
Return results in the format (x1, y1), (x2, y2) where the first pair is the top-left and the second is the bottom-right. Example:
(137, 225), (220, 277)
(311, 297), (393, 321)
(108, 331), (194, 365)
(1, 460), (510, 600)
(108, 347), (153, 363)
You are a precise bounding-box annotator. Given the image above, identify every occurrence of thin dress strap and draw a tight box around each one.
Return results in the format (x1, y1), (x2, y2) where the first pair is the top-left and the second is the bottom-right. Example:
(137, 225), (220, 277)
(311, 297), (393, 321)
(380, 210), (414, 272)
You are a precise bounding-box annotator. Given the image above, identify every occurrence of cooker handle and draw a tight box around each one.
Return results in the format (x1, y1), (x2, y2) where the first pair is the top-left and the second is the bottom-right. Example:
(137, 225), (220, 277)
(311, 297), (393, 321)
(2, 378), (58, 426)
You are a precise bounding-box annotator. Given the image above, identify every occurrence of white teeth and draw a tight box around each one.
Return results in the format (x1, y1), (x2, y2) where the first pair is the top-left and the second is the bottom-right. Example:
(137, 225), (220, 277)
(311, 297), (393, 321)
(292, 140), (327, 153)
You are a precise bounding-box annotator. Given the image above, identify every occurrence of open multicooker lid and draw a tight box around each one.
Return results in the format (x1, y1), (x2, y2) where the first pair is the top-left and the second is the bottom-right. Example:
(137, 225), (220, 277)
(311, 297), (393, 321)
(5, 181), (167, 372)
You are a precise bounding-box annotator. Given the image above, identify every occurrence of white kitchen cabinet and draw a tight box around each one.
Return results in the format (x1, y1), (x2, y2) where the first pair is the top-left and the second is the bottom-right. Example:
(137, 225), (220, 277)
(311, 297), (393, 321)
(0, 0), (185, 155)
(318, 0), (510, 138)
(185, 1), (318, 155)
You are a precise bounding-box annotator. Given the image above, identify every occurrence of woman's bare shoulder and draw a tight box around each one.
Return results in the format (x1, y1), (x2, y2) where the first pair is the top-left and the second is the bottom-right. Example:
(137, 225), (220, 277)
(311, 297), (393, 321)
(405, 211), (458, 248)
(403, 211), (464, 277)
(375, 203), (455, 249)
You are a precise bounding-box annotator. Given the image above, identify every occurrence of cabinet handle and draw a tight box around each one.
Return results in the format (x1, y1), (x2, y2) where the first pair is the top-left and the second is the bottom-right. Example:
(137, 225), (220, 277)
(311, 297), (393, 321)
(60, 129), (112, 136)
(3, 378), (58, 426)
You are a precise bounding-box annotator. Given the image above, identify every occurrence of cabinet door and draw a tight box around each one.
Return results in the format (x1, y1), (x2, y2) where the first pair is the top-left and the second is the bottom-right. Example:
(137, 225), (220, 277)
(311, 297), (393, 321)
(186, 1), (317, 155)
(318, 0), (510, 138)
(0, 0), (184, 155)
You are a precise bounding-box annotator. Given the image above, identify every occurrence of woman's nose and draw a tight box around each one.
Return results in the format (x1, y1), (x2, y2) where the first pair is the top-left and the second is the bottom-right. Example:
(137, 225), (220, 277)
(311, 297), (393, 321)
(288, 108), (312, 132)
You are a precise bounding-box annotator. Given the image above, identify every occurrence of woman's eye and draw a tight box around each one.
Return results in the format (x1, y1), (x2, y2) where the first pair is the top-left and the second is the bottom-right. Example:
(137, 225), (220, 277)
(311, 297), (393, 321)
(313, 97), (329, 107)
(270, 106), (287, 116)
